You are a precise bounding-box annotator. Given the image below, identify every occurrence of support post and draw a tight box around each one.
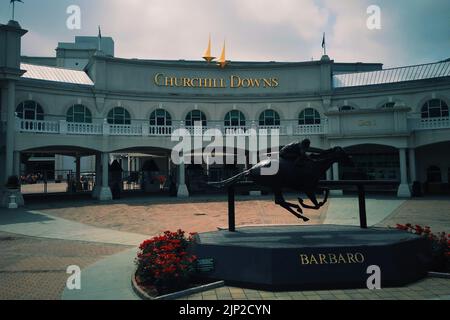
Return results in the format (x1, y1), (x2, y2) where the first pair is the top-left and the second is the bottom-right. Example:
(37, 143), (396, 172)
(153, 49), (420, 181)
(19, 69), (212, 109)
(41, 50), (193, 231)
(98, 152), (112, 201)
(397, 148), (411, 198)
(357, 184), (368, 229)
(177, 160), (189, 197)
(5, 81), (16, 184)
(331, 163), (343, 196)
(228, 185), (236, 232)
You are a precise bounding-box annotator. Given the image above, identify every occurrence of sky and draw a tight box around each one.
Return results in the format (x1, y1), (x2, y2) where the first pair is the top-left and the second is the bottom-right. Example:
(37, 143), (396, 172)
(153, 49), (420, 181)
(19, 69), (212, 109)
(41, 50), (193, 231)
(1, 0), (449, 68)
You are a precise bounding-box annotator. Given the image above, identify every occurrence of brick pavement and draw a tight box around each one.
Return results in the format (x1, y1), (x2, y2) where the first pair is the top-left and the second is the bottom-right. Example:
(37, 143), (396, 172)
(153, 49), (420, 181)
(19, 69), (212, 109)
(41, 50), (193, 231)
(37, 195), (328, 236)
(377, 198), (450, 233)
(0, 231), (129, 300)
(179, 277), (450, 300)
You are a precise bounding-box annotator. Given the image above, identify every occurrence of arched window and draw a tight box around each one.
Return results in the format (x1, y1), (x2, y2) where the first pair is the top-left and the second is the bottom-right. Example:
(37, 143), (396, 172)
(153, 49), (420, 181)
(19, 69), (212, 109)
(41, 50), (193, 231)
(299, 108), (321, 125)
(185, 110), (207, 127)
(339, 105), (355, 112)
(224, 110), (246, 127)
(381, 102), (396, 109)
(107, 107), (131, 125)
(421, 99), (449, 118)
(16, 101), (44, 120)
(427, 166), (441, 183)
(66, 104), (92, 123)
(259, 110), (280, 126)
(150, 109), (172, 126)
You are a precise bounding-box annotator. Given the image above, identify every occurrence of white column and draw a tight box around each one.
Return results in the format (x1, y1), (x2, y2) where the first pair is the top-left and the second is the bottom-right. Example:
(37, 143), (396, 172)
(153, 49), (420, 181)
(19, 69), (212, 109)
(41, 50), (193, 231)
(326, 168), (332, 181)
(177, 161), (189, 197)
(331, 162), (343, 196)
(5, 81), (16, 183)
(397, 148), (411, 197)
(98, 152), (112, 201)
(408, 148), (417, 183)
(13, 151), (21, 177)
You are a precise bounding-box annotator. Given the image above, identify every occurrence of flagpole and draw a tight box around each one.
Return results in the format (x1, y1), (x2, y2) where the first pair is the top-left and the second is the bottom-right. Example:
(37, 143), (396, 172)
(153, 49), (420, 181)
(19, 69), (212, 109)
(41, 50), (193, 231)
(12, 2), (15, 20)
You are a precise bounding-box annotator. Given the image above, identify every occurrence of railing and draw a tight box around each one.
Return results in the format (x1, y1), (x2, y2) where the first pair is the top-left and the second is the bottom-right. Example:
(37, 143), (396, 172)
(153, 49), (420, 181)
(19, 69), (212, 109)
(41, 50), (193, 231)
(408, 116), (450, 131)
(148, 125), (173, 136)
(15, 118), (331, 137)
(18, 119), (59, 133)
(109, 124), (142, 136)
(295, 122), (328, 135)
(67, 122), (103, 135)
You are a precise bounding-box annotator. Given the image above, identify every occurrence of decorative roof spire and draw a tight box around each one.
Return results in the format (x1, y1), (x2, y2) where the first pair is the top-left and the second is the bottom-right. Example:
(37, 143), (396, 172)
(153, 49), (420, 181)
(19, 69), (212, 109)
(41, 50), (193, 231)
(202, 34), (216, 63)
(10, 0), (24, 21)
(217, 40), (228, 69)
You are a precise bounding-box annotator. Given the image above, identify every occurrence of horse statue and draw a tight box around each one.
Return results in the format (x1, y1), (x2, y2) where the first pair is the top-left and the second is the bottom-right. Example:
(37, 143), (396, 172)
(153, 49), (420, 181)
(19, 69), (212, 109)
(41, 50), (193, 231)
(211, 146), (353, 222)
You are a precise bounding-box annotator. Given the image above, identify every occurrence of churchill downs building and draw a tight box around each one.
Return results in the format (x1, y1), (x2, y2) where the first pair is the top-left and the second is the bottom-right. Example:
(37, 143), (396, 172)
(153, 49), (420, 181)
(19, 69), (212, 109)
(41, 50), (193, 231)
(1, 19), (450, 206)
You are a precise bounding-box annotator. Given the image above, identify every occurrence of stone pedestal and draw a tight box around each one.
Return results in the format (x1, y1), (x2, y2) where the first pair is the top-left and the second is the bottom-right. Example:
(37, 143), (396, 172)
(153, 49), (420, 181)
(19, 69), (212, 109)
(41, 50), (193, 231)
(177, 184), (189, 198)
(1, 188), (24, 208)
(98, 187), (112, 201)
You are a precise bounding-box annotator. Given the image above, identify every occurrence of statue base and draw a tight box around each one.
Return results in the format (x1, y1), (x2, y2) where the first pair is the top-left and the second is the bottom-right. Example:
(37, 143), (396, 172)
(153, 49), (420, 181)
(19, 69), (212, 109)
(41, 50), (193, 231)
(191, 225), (431, 291)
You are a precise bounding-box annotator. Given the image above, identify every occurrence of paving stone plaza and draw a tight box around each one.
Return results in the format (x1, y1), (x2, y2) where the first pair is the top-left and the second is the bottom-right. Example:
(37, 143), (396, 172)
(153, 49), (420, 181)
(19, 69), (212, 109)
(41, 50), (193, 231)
(0, 195), (449, 300)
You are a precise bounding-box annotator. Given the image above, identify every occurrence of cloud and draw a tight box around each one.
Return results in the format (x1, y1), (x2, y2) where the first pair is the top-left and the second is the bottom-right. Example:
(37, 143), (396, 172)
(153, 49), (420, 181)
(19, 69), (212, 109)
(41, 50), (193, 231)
(5, 0), (449, 67)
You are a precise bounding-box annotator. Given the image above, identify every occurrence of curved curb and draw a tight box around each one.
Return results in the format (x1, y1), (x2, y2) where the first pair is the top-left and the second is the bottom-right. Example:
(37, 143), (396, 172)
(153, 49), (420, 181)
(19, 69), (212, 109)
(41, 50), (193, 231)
(131, 272), (224, 300)
(429, 272), (450, 279)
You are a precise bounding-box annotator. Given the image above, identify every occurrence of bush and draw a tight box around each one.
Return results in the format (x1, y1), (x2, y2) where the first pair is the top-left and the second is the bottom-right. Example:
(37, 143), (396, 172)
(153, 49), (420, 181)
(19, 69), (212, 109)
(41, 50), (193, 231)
(5, 176), (20, 189)
(396, 224), (449, 273)
(135, 230), (197, 295)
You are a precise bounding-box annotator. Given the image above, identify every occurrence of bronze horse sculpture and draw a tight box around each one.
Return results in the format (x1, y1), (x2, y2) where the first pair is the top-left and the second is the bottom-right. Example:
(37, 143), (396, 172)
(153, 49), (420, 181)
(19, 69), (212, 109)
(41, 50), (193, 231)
(212, 146), (353, 222)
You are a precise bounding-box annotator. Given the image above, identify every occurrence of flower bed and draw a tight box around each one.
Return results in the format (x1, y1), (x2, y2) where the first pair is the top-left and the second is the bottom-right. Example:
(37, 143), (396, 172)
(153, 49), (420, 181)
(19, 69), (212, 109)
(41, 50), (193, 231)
(396, 224), (449, 273)
(135, 229), (215, 298)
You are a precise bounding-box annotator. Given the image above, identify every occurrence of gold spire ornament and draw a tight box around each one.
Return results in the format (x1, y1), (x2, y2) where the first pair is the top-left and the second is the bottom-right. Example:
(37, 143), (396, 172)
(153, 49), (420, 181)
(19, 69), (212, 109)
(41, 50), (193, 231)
(217, 40), (229, 69)
(202, 34), (216, 63)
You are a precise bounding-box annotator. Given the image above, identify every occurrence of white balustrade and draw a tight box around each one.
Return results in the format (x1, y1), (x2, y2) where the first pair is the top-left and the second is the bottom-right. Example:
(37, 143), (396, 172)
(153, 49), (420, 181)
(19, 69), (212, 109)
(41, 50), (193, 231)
(13, 119), (333, 137)
(109, 124), (142, 136)
(18, 119), (59, 133)
(67, 122), (103, 135)
(408, 116), (450, 131)
(148, 125), (173, 136)
(223, 126), (250, 136)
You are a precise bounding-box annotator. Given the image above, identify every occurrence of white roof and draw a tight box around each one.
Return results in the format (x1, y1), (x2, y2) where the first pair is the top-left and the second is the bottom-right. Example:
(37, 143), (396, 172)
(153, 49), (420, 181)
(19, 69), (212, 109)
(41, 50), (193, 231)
(333, 60), (450, 88)
(20, 63), (94, 86)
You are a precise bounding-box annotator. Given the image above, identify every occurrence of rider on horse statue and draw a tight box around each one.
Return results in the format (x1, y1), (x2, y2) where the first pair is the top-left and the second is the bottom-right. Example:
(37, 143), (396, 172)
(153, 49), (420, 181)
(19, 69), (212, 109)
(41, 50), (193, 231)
(279, 139), (325, 167)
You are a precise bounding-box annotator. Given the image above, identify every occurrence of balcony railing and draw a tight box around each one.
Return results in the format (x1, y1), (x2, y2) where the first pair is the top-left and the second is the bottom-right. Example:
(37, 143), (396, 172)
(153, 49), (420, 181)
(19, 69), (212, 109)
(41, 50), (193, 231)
(15, 118), (330, 137)
(408, 116), (450, 131)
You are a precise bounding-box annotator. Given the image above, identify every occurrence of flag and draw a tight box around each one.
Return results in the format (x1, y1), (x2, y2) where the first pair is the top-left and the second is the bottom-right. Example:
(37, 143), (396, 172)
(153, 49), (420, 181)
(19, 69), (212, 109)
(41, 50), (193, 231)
(321, 33), (325, 49)
(10, 0), (24, 3)
(97, 26), (102, 51)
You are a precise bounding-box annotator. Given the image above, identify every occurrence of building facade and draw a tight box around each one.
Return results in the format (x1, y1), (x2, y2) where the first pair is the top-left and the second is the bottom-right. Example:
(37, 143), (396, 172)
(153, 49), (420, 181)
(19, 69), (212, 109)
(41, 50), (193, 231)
(1, 20), (450, 205)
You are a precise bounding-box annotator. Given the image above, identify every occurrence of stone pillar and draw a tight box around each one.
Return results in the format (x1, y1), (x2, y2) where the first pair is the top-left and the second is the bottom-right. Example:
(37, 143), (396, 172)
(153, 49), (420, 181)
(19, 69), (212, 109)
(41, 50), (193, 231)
(326, 168), (332, 181)
(397, 148), (411, 198)
(5, 81), (16, 184)
(13, 151), (21, 177)
(408, 148), (417, 183)
(331, 163), (343, 196)
(177, 161), (189, 197)
(92, 154), (102, 199)
(98, 152), (112, 201)
(75, 155), (81, 182)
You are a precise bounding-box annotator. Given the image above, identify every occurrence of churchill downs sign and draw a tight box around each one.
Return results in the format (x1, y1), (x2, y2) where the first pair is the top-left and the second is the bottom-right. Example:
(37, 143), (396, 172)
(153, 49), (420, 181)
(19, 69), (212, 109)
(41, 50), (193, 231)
(154, 73), (279, 89)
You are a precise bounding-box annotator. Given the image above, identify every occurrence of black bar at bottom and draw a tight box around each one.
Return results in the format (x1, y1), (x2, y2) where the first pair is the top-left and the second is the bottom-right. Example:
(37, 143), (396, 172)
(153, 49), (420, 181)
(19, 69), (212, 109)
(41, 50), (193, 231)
(228, 186), (236, 232)
(357, 185), (368, 229)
